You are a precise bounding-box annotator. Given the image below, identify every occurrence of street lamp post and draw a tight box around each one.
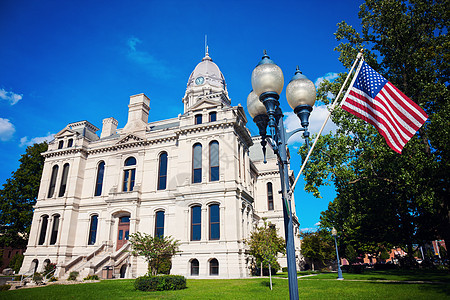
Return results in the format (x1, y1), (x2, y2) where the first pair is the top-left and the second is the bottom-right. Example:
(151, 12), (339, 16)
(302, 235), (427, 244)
(331, 227), (344, 280)
(247, 51), (316, 300)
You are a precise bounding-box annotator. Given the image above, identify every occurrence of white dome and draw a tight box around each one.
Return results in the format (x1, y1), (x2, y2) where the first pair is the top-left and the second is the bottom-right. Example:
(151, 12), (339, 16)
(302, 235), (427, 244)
(187, 52), (226, 90)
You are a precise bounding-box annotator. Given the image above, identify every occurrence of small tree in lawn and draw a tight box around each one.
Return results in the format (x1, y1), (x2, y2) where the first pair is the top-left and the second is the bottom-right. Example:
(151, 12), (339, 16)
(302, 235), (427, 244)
(246, 220), (285, 290)
(129, 232), (180, 276)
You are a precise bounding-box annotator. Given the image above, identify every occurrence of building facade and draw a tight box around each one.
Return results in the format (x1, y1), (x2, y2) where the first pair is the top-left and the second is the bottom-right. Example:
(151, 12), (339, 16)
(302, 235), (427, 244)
(20, 51), (301, 279)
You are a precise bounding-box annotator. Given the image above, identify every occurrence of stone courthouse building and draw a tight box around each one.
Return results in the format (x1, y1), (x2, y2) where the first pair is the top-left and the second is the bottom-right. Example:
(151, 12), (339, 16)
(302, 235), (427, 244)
(20, 51), (302, 279)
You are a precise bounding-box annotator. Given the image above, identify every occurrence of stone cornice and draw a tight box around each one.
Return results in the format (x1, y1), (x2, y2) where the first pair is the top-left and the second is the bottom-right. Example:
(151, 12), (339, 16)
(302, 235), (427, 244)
(88, 135), (178, 155)
(176, 119), (233, 136)
(42, 147), (88, 159)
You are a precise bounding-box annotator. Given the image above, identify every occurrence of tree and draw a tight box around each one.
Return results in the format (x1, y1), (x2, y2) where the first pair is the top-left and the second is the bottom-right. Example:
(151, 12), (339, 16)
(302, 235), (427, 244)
(300, 0), (449, 259)
(246, 221), (285, 289)
(300, 230), (335, 270)
(0, 142), (48, 248)
(129, 232), (180, 276)
(8, 253), (24, 273)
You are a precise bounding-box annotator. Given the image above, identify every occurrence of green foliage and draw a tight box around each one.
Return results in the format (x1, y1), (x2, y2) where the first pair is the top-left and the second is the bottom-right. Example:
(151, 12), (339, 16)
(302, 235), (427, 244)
(245, 221), (285, 274)
(43, 263), (56, 279)
(134, 275), (186, 291)
(345, 245), (358, 264)
(0, 284), (11, 292)
(8, 253), (24, 273)
(300, 0), (450, 259)
(341, 265), (365, 274)
(32, 272), (43, 284)
(300, 230), (335, 269)
(48, 276), (58, 282)
(68, 271), (79, 281)
(83, 274), (99, 280)
(0, 142), (48, 248)
(129, 232), (180, 276)
(379, 249), (391, 261)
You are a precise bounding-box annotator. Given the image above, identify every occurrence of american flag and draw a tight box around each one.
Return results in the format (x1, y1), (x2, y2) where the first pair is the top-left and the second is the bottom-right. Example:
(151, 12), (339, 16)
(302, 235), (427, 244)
(341, 61), (428, 153)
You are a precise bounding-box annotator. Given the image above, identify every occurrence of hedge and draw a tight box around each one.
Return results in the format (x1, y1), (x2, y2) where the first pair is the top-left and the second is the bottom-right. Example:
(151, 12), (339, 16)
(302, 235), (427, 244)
(134, 275), (186, 291)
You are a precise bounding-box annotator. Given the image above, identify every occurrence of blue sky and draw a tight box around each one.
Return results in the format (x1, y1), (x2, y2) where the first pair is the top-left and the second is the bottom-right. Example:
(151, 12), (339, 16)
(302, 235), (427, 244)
(0, 0), (363, 231)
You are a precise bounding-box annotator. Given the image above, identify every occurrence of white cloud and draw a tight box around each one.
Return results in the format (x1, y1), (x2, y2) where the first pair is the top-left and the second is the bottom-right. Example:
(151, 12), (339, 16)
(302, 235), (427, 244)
(314, 72), (339, 88)
(0, 118), (15, 141)
(126, 37), (172, 79)
(300, 227), (317, 233)
(284, 105), (337, 145)
(314, 222), (321, 226)
(19, 132), (54, 147)
(0, 88), (22, 105)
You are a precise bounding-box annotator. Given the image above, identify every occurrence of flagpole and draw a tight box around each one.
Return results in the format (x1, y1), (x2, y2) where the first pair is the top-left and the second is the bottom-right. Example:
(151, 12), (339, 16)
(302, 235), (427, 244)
(289, 50), (364, 194)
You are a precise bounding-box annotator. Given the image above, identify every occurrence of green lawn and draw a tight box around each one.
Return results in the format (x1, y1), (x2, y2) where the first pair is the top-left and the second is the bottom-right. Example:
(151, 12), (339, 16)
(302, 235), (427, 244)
(1, 270), (449, 300)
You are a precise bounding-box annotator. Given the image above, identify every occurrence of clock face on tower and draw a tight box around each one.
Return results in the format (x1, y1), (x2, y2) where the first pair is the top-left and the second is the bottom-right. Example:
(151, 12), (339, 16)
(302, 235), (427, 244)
(195, 76), (205, 85)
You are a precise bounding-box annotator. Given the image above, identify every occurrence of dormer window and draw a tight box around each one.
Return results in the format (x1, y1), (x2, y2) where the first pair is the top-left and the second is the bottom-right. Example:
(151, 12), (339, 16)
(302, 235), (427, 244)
(195, 114), (202, 125)
(67, 139), (73, 147)
(58, 140), (64, 149)
(209, 112), (217, 122)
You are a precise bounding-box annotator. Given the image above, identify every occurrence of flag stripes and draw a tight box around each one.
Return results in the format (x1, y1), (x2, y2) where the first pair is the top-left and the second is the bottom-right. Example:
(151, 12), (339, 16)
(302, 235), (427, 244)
(341, 61), (428, 153)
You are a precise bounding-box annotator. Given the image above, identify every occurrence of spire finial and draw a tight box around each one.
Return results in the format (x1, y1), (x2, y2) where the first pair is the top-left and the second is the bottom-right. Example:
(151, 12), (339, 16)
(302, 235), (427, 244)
(205, 35), (208, 56)
(295, 66), (302, 74)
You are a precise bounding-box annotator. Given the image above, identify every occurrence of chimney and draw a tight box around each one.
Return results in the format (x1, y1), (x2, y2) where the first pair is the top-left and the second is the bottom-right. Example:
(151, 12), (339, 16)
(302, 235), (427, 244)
(100, 117), (118, 138)
(123, 93), (150, 132)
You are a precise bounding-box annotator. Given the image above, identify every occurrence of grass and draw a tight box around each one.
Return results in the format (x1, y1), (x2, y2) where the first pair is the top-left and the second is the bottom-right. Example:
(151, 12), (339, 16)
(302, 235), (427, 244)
(1, 270), (449, 299)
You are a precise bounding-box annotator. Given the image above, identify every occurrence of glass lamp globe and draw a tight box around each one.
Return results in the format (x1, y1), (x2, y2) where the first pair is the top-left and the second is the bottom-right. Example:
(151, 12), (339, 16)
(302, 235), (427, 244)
(247, 91), (267, 118)
(331, 227), (338, 237)
(251, 52), (284, 97)
(286, 67), (316, 110)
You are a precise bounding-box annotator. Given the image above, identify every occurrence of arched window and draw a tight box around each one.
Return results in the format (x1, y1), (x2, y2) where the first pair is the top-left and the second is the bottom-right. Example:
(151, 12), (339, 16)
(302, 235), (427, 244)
(158, 152), (168, 190)
(191, 205), (201, 241)
(209, 141), (219, 181)
(49, 215), (60, 245)
(123, 157), (136, 192)
(48, 165), (59, 198)
(58, 163), (70, 197)
(192, 144), (202, 183)
(210, 258), (219, 275)
(155, 211), (165, 237)
(58, 140), (64, 149)
(195, 114), (202, 125)
(209, 112), (217, 122)
(209, 204), (220, 240)
(267, 182), (274, 210)
(94, 161), (105, 196)
(67, 138), (73, 147)
(38, 215), (49, 245)
(191, 259), (199, 276)
(88, 215), (98, 245)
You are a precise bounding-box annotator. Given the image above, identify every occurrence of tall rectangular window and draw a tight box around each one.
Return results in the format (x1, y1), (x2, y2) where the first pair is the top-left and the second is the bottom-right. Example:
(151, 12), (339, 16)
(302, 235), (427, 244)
(195, 114), (202, 125)
(88, 215), (98, 245)
(155, 211), (165, 237)
(158, 152), (168, 190)
(58, 163), (70, 197)
(191, 206), (201, 241)
(209, 204), (220, 240)
(209, 141), (219, 181)
(94, 162), (105, 196)
(193, 144), (202, 183)
(209, 112), (217, 122)
(49, 215), (60, 245)
(38, 215), (49, 245)
(267, 182), (274, 210)
(48, 165), (59, 198)
(123, 157), (136, 192)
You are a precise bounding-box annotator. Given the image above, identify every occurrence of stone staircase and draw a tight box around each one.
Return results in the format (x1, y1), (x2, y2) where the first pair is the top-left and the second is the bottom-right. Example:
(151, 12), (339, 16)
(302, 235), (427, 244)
(57, 242), (131, 279)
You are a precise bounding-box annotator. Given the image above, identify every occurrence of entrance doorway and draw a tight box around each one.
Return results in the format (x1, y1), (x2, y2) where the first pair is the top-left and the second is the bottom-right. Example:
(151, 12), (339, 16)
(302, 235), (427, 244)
(120, 264), (127, 278)
(116, 216), (130, 250)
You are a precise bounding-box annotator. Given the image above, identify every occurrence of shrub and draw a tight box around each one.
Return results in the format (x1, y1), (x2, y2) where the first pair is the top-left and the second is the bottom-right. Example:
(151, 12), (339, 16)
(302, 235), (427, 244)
(43, 263), (57, 279)
(49, 276), (58, 282)
(134, 275), (186, 291)
(341, 264), (364, 274)
(32, 272), (43, 284)
(0, 284), (11, 292)
(84, 274), (99, 280)
(374, 263), (398, 271)
(281, 267), (288, 272)
(68, 271), (79, 281)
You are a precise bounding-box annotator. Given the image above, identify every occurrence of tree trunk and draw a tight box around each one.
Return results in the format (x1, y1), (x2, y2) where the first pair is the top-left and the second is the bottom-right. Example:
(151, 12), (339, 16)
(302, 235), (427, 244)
(260, 262), (263, 277)
(312, 262), (315, 271)
(269, 263), (272, 290)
